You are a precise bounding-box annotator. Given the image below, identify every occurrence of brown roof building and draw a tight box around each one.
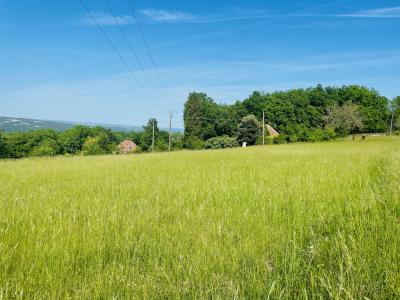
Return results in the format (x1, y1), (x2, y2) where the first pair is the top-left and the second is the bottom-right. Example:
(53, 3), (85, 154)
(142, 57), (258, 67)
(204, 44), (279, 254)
(118, 140), (138, 154)
(266, 125), (279, 137)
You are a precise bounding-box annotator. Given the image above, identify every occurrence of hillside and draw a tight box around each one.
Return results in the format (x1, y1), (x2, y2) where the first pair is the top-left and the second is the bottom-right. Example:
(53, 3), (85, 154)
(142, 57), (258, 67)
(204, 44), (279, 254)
(0, 116), (143, 132)
(0, 138), (399, 298)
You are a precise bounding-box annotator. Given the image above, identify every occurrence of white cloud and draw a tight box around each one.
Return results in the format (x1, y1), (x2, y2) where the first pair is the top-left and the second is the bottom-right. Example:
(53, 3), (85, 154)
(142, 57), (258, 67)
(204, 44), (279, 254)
(78, 5), (400, 27)
(139, 8), (280, 24)
(140, 9), (196, 22)
(80, 11), (135, 26)
(344, 7), (400, 18)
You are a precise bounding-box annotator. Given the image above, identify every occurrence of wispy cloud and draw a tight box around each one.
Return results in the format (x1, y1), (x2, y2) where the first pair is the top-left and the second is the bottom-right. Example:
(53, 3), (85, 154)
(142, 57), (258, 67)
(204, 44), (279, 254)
(140, 6), (400, 24)
(80, 11), (135, 26)
(79, 6), (400, 27)
(140, 9), (196, 22)
(343, 7), (400, 18)
(139, 7), (280, 24)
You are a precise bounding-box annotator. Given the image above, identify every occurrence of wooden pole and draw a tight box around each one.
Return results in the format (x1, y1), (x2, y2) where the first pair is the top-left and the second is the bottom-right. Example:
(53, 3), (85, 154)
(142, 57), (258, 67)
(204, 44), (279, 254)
(152, 120), (155, 152)
(262, 110), (265, 146)
(390, 109), (394, 136)
(169, 113), (172, 151)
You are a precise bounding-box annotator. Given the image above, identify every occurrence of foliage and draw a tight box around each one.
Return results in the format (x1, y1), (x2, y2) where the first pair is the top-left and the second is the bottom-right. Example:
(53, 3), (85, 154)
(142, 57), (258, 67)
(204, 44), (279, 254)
(183, 93), (247, 143)
(183, 92), (218, 141)
(0, 119), (176, 159)
(3, 129), (60, 158)
(237, 115), (262, 145)
(0, 131), (6, 158)
(182, 85), (390, 145)
(138, 118), (170, 152)
(204, 136), (239, 149)
(31, 139), (60, 157)
(0, 138), (399, 298)
(323, 103), (364, 136)
(392, 96), (400, 131)
(184, 136), (204, 150)
(59, 125), (92, 154)
(82, 133), (117, 156)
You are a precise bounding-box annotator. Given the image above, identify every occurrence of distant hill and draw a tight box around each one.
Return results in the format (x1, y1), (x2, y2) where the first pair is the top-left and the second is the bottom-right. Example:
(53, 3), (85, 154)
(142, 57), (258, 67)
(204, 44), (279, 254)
(0, 116), (182, 133)
(0, 116), (142, 133)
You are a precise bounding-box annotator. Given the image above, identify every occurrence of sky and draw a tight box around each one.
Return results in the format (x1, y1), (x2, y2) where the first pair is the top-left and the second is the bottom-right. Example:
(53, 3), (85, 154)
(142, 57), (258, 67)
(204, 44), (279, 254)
(1, 0), (400, 128)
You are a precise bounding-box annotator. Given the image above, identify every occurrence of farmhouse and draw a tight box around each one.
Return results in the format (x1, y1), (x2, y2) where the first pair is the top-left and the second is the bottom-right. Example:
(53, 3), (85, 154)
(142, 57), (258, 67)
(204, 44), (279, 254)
(266, 125), (279, 137)
(118, 139), (137, 154)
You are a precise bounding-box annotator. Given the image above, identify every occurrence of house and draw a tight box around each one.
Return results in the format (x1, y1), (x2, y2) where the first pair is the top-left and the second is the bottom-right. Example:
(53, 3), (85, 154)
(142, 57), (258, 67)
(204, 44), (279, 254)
(118, 139), (137, 154)
(266, 125), (279, 137)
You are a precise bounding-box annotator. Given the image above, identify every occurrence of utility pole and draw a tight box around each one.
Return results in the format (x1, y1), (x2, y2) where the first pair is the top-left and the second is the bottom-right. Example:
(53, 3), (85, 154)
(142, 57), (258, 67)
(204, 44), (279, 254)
(152, 119), (155, 152)
(390, 108), (394, 136)
(262, 110), (265, 146)
(168, 111), (175, 151)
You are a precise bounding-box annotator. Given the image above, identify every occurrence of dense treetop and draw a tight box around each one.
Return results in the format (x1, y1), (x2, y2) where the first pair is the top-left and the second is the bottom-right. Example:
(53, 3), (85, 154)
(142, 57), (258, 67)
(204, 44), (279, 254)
(184, 85), (394, 149)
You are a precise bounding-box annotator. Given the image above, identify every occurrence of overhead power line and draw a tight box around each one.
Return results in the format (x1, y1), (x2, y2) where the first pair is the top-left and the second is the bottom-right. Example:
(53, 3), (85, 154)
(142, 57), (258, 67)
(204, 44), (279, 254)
(104, 0), (162, 101)
(79, 0), (157, 102)
(128, 0), (173, 106)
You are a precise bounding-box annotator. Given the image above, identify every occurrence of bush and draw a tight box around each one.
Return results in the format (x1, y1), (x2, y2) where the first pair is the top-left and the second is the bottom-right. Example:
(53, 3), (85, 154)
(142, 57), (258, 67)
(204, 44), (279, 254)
(30, 139), (60, 157)
(205, 136), (239, 149)
(185, 136), (205, 150)
(273, 135), (289, 144)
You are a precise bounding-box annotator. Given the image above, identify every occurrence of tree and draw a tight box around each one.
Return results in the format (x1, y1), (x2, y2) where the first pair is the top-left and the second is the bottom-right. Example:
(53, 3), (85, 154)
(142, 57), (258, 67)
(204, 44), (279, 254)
(324, 103), (363, 136)
(140, 118), (159, 151)
(82, 132), (116, 155)
(3, 129), (60, 158)
(237, 115), (262, 145)
(340, 85), (389, 133)
(0, 131), (7, 158)
(31, 139), (60, 157)
(59, 125), (92, 154)
(82, 136), (105, 155)
(183, 92), (218, 141)
(391, 96), (400, 131)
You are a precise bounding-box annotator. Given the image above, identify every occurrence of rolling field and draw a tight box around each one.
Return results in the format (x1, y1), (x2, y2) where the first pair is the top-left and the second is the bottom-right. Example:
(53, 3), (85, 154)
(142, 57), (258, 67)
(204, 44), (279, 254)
(0, 137), (399, 299)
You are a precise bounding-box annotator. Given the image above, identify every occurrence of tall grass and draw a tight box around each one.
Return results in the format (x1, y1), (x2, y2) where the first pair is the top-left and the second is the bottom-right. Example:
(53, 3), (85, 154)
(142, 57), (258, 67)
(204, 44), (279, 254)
(0, 137), (399, 298)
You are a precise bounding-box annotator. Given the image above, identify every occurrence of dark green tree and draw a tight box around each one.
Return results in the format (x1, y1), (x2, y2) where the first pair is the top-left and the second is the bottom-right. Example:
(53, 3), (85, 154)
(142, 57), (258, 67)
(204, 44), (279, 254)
(391, 96), (400, 131)
(237, 115), (262, 145)
(59, 125), (92, 154)
(183, 92), (218, 141)
(140, 118), (159, 151)
(0, 131), (7, 158)
(4, 129), (60, 158)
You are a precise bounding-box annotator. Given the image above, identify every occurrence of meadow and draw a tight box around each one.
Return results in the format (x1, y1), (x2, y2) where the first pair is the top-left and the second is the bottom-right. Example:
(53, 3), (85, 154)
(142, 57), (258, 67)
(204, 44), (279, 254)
(0, 137), (399, 299)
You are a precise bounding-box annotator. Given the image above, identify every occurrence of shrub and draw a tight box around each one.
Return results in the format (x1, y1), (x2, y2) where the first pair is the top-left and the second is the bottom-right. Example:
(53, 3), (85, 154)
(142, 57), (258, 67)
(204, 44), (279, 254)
(273, 135), (289, 144)
(205, 136), (239, 149)
(30, 139), (60, 157)
(185, 136), (205, 150)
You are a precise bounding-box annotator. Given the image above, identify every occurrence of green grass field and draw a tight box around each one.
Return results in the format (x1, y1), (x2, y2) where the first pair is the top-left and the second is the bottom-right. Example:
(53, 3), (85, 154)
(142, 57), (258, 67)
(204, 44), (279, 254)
(1, 137), (399, 299)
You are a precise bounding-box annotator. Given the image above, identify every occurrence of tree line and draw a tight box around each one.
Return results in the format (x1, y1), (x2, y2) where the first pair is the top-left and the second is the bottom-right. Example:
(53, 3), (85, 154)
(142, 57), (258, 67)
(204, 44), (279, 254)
(1, 85), (399, 159)
(184, 85), (400, 149)
(0, 119), (184, 159)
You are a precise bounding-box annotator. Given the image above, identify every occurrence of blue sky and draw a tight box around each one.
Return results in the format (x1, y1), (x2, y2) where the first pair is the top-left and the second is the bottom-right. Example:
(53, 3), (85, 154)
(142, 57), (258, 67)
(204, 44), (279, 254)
(1, 0), (400, 128)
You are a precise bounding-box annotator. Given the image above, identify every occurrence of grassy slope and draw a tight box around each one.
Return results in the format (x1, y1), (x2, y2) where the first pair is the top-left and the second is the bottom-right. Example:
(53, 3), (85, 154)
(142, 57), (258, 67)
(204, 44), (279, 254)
(0, 138), (399, 298)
